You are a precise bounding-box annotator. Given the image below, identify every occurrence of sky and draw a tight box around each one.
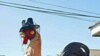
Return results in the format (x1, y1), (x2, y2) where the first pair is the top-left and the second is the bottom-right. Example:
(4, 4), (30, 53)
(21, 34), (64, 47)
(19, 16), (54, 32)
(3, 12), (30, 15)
(0, 0), (100, 56)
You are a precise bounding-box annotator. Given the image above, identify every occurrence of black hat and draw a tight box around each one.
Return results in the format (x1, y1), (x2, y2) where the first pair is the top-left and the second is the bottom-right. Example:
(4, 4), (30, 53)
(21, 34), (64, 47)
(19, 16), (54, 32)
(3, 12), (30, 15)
(20, 18), (40, 32)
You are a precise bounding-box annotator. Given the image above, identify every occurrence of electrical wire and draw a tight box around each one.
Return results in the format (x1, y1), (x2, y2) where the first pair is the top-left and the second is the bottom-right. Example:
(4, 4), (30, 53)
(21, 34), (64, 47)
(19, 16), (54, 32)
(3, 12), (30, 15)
(0, 1), (100, 18)
(29, 0), (100, 16)
(0, 3), (98, 22)
(0, 1), (99, 22)
(0, 0), (100, 19)
(0, 0), (84, 15)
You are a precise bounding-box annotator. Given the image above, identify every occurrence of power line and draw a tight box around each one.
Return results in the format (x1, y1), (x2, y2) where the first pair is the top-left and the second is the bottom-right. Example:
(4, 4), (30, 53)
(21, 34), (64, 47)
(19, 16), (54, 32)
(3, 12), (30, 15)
(29, 0), (100, 16)
(0, 1), (99, 22)
(0, 0), (100, 18)
(0, 1), (76, 15)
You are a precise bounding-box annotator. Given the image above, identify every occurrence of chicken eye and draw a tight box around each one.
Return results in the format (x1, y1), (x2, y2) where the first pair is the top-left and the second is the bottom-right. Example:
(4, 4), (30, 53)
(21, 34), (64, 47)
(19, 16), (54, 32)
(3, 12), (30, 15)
(30, 31), (35, 35)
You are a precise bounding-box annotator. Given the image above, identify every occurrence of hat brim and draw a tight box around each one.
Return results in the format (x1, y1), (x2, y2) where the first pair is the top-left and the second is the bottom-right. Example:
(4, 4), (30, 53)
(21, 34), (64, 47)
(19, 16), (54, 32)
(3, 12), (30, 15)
(19, 25), (40, 32)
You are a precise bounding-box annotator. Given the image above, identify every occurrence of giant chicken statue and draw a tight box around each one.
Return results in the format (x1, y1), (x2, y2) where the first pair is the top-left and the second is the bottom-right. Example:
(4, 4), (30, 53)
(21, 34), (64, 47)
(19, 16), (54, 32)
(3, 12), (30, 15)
(19, 18), (41, 56)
